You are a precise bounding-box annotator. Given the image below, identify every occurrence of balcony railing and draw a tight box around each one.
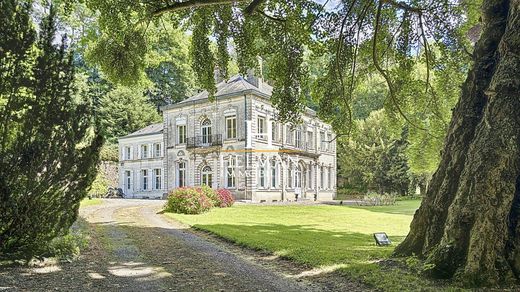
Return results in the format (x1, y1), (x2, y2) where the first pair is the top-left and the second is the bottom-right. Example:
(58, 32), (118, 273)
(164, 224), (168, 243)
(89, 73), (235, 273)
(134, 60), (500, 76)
(186, 134), (223, 149)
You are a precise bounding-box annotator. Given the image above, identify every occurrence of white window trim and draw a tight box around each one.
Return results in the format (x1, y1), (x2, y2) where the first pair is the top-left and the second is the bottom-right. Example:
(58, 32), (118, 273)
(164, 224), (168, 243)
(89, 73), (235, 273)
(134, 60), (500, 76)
(226, 116), (237, 140)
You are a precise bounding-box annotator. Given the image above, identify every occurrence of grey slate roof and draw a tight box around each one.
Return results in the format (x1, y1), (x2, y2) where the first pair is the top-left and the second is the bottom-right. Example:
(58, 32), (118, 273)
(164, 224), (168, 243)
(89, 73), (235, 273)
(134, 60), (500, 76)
(121, 123), (163, 139)
(171, 75), (273, 107)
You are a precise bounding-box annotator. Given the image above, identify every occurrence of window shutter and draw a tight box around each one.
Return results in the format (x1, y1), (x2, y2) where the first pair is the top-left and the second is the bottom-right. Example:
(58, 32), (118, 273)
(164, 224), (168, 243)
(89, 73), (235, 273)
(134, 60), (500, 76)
(137, 145), (141, 159)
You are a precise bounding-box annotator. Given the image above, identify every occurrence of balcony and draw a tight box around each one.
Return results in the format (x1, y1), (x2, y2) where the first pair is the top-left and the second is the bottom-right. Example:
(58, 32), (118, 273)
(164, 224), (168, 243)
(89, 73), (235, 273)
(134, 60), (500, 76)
(281, 142), (319, 158)
(186, 134), (223, 149)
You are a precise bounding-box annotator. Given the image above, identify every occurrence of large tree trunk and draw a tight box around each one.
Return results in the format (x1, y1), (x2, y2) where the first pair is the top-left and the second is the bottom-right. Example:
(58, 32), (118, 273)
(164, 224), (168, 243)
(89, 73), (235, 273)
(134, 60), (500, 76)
(395, 0), (520, 286)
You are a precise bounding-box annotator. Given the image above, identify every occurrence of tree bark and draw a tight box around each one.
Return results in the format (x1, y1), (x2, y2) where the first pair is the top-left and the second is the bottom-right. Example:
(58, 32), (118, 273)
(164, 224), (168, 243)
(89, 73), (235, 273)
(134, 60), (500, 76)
(395, 0), (520, 286)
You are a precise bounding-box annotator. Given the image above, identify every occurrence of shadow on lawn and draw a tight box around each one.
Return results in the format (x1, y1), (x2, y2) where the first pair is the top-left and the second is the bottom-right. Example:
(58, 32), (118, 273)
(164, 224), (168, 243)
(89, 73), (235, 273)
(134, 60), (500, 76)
(1, 216), (408, 291)
(190, 222), (406, 267)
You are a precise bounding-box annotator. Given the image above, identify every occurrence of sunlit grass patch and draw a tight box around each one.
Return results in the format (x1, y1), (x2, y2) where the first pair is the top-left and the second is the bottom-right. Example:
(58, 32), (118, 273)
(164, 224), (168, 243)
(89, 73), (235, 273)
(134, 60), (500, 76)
(80, 198), (103, 207)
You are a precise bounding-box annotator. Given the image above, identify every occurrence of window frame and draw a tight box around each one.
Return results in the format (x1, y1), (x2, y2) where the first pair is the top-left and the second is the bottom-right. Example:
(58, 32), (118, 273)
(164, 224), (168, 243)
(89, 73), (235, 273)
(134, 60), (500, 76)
(177, 162), (186, 187)
(125, 170), (131, 190)
(177, 124), (187, 144)
(124, 146), (131, 160)
(153, 168), (162, 190)
(257, 116), (266, 139)
(226, 156), (236, 188)
(258, 161), (266, 188)
(226, 116), (237, 140)
(142, 169), (148, 190)
(141, 145), (148, 159)
(271, 160), (277, 188)
(154, 143), (161, 157)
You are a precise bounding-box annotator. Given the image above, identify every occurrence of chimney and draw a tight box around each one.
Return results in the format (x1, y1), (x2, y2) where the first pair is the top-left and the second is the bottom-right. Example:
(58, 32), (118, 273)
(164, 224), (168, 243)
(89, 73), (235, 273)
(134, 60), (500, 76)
(214, 67), (225, 83)
(246, 56), (264, 88)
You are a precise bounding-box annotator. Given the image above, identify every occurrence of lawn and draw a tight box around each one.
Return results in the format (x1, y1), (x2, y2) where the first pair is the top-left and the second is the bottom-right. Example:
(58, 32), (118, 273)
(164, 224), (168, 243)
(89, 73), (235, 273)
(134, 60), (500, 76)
(80, 197), (103, 207)
(166, 200), (458, 291)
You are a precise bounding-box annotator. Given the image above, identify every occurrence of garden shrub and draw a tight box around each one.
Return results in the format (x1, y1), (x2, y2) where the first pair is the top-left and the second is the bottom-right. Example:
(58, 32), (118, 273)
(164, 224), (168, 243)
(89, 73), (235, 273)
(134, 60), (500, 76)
(215, 188), (235, 207)
(358, 193), (396, 206)
(200, 185), (218, 205)
(165, 187), (213, 214)
(47, 232), (88, 261)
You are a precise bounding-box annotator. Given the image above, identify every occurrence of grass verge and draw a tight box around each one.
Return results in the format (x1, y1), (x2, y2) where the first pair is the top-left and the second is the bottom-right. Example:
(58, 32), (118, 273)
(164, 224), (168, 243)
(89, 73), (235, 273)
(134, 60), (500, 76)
(80, 198), (103, 207)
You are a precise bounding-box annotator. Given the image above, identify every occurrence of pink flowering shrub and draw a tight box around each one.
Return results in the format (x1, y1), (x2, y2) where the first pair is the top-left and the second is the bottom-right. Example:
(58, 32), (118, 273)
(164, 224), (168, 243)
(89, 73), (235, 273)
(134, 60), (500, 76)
(215, 188), (235, 208)
(165, 187), (213, 214)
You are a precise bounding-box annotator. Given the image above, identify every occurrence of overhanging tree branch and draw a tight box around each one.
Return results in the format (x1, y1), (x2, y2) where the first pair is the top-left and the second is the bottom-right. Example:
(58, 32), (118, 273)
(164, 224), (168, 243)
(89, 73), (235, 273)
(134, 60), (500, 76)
(152, 0), (246, 17)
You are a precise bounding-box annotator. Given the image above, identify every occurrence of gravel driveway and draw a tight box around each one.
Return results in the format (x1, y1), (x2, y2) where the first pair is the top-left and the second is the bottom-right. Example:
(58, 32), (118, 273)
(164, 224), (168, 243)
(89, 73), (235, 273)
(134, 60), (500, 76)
(0, 199), (368, 291)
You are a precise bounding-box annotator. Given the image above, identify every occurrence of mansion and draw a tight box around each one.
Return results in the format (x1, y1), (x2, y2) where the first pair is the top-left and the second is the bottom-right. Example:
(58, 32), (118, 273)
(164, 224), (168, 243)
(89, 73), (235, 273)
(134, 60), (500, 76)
(118, 74), (337, 202)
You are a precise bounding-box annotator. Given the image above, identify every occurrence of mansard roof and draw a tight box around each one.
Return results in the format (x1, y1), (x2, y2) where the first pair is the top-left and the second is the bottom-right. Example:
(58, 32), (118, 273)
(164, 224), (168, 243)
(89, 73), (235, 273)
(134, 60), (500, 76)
(120, 123), (163, 139)
(162, 75), (273, 110)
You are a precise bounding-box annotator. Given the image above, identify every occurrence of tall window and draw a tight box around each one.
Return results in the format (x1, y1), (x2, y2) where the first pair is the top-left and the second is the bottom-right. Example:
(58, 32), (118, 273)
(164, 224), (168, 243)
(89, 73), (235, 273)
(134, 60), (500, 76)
(288, 165), (293, 188)
(226, 116), (237, 139)
(286, 126), (294, 144)
(124, 147), (131, 160)
(308, 167), (313, 189)
(257, 116), (266, 139)
(328, 167), (332, 189)
(201, 166), (212, 186)
(307, 131), (314, 149)
(320, 166), (324, 189)
(141, 145), (148, 159)
(271, 121), (277, 142)
(154, 143), (161, 157)
(226, 157), (236, 188)
(177, 162), (186, 187)
(153, 169), (162, 189)
(320, 131), (326, 151)
(125, 170), (131, 190)
(325, 132), (330, 151)
(295, 129), (302, 149)
(271, 160), (277, 188)
(258, 161), (266, 188)
(201, 119), (212, 144)
(177, 125), (186, 144)
(295, 165), (302, 188)
(142, 169), (148, 190)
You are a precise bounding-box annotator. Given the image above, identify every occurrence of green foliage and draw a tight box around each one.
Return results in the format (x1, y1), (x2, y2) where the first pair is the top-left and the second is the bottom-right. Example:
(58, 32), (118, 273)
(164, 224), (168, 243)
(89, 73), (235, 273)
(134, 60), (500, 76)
(47, 232), (88, 261)
(338, 110), (411, 195)
(88, 170), (108, 197)
(0, 2), (102, 259)
(99, 143), (118, 162)
(165, 187), (214, 215)
(98, 86), (161, 143)
(88, 29), (148, 86)
(190, 9), (217, 96)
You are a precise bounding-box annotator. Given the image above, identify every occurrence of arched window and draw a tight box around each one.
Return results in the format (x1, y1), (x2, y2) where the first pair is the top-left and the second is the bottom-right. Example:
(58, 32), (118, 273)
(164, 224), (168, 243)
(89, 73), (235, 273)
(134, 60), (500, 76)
(177, 161), (186, 187)
(271, 160), (277, 188)
(288, 164), (293, 188)
(295, 165), (302, 188)
(201, 165), (212, 186)
(201, 118), (212, 145)
(258, 159), (266, 188)
(226, 156), (236, 188)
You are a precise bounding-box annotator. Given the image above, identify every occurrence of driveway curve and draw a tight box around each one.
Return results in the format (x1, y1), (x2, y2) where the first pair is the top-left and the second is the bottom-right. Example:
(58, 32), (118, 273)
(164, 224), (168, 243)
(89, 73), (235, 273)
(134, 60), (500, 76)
(0, 199), (367, 291)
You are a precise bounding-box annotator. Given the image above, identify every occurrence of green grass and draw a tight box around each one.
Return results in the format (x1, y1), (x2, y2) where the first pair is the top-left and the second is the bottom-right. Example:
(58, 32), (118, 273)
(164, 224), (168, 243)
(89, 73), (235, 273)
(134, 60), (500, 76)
(166, 200), (461, 291)
(80, 197), (103, 207)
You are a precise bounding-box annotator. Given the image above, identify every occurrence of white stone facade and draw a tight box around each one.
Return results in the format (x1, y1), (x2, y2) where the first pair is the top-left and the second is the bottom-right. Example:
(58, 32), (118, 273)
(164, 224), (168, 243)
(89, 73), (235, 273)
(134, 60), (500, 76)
(118, 125), (165, 198)
(119, 75), (336, 201)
